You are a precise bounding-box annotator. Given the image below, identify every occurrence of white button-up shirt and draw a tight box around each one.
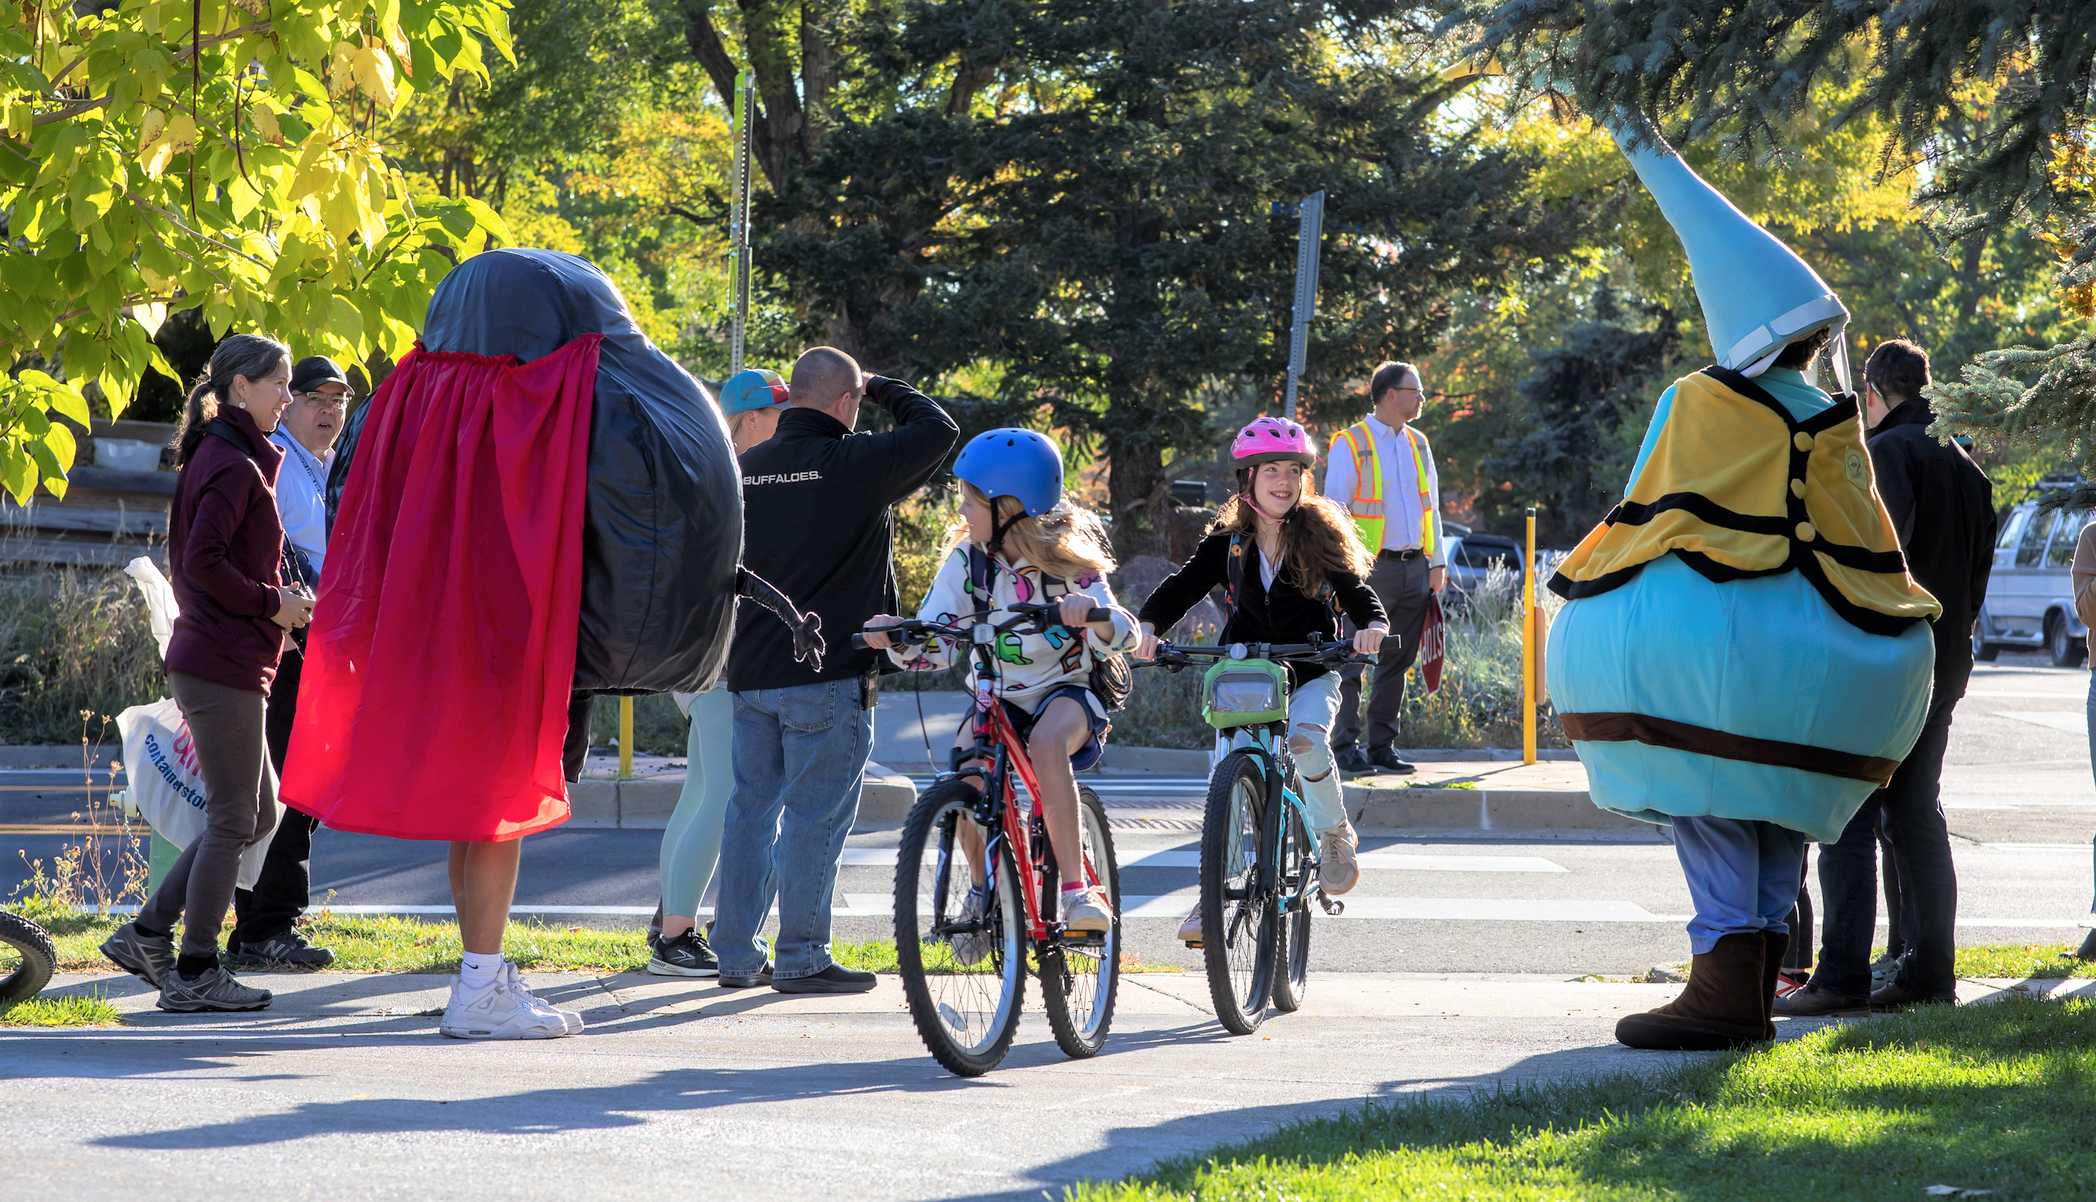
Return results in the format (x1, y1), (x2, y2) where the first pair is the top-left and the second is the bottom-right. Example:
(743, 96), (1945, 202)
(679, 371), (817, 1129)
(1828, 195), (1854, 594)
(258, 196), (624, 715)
(1322, 413), (1445, 567)
(270, 429), (333, 580)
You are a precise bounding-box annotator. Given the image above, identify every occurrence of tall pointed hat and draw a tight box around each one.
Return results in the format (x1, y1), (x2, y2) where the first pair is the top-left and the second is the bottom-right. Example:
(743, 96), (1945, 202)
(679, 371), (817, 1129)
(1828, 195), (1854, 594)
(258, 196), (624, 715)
(1612, 118), (1852, 388)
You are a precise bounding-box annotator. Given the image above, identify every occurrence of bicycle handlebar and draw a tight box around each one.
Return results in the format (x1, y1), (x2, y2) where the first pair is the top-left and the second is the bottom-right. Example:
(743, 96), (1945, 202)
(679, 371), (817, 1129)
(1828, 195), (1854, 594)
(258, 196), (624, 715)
(1138, 638), (1379, 670)
(850, 603), (1114, 651)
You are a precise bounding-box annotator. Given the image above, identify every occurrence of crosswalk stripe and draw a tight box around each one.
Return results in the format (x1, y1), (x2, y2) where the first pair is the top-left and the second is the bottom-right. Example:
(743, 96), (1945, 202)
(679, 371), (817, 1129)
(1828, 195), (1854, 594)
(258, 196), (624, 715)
(835, 848), (1569, 872)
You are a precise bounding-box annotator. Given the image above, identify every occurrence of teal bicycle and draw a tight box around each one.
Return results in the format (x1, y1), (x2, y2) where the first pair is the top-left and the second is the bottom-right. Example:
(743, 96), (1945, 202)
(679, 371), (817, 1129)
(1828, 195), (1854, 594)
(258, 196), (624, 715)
(1143, 636), (1372, 1034)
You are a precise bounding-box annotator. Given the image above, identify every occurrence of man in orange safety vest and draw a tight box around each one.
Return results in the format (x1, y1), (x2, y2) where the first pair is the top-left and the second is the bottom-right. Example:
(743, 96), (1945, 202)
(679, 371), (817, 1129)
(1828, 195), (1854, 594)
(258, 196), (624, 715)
(1323, 360), (1447, 775)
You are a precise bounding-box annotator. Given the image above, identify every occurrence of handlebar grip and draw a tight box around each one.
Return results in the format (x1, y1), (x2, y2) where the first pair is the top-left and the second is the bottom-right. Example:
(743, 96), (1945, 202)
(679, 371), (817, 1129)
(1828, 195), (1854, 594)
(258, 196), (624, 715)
(1082, 607), (1110, 623)
(851, 633), (872, 651)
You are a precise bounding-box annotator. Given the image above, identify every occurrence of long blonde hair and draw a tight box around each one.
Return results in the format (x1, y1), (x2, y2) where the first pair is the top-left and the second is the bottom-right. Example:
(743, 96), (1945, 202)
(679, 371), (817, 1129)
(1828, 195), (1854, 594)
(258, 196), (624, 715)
(948, 480), (1117, 582)
(1209, 481), (1372, 597)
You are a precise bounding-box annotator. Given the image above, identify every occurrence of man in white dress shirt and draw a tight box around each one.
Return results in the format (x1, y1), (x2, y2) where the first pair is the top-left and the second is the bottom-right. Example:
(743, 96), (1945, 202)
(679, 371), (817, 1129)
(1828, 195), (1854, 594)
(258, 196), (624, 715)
(1322, 361), (1447, 775)
(225, 355), (351, 970)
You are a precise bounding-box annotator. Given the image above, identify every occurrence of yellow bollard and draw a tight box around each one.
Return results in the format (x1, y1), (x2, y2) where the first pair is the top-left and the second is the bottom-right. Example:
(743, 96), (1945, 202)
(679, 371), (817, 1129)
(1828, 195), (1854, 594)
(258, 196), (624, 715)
(1523, 508), (1537, 766)
(618, 696), (635, 780)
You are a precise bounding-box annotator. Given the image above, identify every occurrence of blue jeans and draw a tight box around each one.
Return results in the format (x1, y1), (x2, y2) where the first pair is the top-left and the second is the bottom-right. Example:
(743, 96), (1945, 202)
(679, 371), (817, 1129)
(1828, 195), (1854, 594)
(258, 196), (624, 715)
(1672, 815), (1809, 955)
(713, 682), (872, 979)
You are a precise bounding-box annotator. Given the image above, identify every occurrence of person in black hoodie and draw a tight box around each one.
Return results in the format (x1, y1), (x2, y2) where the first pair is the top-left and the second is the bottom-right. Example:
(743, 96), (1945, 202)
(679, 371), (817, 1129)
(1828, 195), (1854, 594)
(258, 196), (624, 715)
(1137, 416), (1390, 945)
(714, 346), (959, 994)
(1777, 338), (1996, 1017)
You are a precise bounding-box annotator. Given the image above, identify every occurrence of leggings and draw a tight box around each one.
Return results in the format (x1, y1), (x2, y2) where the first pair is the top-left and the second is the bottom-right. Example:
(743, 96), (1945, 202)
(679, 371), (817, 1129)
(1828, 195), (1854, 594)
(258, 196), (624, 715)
(138, 671), (280, 958)
(658, 688), (734, 918)
(1213, 671), (1346, 833)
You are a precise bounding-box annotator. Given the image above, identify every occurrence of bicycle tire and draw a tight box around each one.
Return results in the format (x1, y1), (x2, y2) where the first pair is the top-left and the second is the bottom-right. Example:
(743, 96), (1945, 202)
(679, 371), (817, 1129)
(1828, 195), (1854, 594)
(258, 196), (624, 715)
(0, 910), (58, 1007)
(1041, 786), (1120, 1059)
(1270, 799), (1312, 1014)
(1201, 750), (1276, 1034)
(894, 779), (1026, 1077)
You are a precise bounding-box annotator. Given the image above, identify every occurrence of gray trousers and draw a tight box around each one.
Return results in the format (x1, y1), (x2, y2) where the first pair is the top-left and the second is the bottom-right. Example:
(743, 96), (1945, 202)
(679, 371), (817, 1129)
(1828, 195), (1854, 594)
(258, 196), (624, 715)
(138, 671), (279, 959)
(1335, 553), (1431, 751)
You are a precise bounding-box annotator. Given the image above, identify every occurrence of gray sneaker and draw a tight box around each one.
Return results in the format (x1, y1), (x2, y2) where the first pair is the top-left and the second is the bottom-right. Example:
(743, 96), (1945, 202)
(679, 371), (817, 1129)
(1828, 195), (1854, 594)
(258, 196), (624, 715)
(101, 922), (176, 989)
(158, 963), (273, 1012)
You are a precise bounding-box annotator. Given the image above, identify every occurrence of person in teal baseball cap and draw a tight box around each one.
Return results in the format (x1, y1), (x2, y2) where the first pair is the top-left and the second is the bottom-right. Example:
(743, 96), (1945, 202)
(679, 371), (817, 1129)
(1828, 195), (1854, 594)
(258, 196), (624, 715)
(716, 368), (789, 454)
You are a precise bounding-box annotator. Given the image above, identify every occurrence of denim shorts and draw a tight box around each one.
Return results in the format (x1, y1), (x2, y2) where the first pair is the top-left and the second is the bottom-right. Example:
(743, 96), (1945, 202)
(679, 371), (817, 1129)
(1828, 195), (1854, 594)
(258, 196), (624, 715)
(956, 683), (1111, 772)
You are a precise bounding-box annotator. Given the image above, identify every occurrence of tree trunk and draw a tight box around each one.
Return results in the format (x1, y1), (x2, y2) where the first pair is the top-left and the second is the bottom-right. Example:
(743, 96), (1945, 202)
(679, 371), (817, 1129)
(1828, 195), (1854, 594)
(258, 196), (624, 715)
(1106, 439), (1172, 563)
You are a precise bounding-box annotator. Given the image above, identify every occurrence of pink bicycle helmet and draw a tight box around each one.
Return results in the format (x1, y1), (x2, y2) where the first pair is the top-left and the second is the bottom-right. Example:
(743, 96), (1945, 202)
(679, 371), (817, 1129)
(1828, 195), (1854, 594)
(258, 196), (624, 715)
(1231, 415), (1316, 467)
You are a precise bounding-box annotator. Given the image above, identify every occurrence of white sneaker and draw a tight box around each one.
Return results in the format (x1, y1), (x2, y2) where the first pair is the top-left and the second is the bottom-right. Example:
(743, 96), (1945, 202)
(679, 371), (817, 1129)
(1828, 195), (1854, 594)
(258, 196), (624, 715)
(502, 962), (584, 1034)
(439, 976), (572, 1040)
(1059, 886), (1114, 934)
(1318, 820), (1361, 895)
(949, 886), (992, 967)
(1177, 904), (1202, 947)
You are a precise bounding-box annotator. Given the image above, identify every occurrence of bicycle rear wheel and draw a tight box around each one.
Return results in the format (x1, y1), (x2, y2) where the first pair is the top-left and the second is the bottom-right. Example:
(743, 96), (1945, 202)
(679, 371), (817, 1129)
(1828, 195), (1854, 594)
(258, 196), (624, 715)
(1270, 798), (1313, 1014)
(1201, 749), (1276, 1034)
(894, 780), (1025, 1077)
(1041, 785), (1120, 1059)
(0, 910), (57, 1007)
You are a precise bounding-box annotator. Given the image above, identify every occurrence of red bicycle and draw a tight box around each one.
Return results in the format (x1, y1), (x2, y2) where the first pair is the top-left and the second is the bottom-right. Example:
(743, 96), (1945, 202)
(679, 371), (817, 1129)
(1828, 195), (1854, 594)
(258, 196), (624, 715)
(853, 600), (1120, 1076)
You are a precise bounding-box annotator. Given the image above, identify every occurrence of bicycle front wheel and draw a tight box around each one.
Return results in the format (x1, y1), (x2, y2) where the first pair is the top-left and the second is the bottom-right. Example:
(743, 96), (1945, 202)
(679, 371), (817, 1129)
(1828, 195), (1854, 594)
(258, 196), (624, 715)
(1270, 796), (1313, 1014)
(894, 780), (1026, 1077)
(1201, 749), (1276, 1034)
(0, 910), (57, 1007)
(1040, 785), (1120, 1059)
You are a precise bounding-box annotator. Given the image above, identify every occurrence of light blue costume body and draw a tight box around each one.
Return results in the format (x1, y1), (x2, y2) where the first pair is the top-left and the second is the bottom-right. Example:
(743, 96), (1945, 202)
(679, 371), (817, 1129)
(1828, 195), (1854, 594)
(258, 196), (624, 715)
(1545, 129), (1936, 959)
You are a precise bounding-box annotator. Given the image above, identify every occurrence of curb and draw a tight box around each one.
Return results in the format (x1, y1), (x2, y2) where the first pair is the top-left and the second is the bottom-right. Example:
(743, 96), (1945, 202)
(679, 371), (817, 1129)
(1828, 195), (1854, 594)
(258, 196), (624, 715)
(1092, 745), (1579, 776)
(1344, 785), (1641, 832)
(568, 763), (918, 829)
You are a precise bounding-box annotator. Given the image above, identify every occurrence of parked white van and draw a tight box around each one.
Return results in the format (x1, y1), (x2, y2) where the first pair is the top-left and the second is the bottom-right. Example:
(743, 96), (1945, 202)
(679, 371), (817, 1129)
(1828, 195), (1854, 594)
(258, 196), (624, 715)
(1974, 479), (2088, 666)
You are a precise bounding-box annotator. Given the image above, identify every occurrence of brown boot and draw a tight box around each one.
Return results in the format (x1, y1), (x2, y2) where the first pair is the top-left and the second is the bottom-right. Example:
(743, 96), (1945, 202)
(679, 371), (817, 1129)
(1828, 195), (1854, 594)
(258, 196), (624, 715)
(1616, 932), (1768, 1050)
(1759, 930), (1788, 1041)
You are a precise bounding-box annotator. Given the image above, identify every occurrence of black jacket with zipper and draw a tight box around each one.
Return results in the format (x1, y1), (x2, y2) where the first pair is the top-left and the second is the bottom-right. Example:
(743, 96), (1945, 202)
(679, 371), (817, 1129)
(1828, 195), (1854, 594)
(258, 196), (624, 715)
(726, 376), (959, 693)
(1137, 532), (1387, 686)
(1866, 396), (1996, 702)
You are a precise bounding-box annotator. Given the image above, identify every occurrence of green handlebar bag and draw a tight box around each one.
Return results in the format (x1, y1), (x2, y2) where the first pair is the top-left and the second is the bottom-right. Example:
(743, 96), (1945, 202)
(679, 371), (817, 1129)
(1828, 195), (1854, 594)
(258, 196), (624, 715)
(1202, 657), (1289, 729)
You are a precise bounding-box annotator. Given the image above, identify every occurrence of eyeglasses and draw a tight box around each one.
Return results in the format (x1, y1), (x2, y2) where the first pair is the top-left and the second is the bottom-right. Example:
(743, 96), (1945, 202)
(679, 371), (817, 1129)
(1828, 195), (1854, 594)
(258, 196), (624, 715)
(298, 391), (353, 410)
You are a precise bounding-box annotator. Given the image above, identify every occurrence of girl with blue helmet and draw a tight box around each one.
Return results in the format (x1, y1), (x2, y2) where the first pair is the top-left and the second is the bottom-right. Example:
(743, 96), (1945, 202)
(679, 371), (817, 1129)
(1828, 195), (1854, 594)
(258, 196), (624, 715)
(864, 428), (1139, 948)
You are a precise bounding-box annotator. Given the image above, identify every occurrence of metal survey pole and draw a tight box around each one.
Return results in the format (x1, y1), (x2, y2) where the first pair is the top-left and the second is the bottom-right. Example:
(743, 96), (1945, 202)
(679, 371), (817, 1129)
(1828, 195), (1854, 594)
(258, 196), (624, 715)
(1282, 190), (1324, 421)
(728, 69), (755, 376)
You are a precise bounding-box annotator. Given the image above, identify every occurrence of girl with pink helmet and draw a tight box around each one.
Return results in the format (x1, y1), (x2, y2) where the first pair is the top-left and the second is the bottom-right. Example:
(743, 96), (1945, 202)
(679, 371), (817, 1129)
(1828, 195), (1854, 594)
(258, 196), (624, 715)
(1133, 415), (1391, 945)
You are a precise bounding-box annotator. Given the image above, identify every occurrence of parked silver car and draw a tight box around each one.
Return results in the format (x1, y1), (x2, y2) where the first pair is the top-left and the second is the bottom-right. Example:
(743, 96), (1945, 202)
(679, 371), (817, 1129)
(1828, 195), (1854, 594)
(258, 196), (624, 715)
(1974, 487), (2089, 666)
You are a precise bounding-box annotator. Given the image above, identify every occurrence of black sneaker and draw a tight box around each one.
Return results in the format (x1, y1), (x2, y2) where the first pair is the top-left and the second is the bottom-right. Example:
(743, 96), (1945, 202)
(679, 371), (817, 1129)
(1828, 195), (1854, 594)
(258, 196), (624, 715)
(1367, 746), (1416, 774)
(225, 930), (335, 972)
(1334, 746), (1373, 775)
(773, 963), (877, 995)
(719, 962), (774, 988)
(101, 921), (176, 988)
(647, 930), (720, 978)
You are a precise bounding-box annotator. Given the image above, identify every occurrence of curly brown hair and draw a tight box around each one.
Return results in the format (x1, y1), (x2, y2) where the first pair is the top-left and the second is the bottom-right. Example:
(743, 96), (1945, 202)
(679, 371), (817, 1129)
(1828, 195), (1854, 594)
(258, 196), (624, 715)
(1209, 471), (1374, 597)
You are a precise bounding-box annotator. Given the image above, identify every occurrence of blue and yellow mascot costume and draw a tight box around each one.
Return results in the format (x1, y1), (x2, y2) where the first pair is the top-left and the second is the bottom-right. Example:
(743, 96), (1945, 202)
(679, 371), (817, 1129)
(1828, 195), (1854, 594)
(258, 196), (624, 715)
(1545, 125), (1941, 1050)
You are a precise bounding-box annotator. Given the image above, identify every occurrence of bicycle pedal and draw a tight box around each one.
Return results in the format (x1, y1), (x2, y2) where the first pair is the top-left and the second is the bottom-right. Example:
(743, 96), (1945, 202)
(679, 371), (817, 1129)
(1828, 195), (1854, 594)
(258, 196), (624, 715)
(1315, 889), (1344, 916)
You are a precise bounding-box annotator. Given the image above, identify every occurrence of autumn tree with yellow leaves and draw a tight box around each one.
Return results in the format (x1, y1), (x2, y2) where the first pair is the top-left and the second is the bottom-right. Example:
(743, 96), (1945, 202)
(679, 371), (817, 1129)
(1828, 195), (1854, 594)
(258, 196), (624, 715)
(0, 0), (515, 503)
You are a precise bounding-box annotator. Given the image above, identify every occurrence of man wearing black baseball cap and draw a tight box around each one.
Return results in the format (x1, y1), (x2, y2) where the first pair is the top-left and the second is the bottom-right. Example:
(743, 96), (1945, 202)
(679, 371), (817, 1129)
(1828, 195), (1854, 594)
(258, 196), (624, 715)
(225, 353), (355, 971)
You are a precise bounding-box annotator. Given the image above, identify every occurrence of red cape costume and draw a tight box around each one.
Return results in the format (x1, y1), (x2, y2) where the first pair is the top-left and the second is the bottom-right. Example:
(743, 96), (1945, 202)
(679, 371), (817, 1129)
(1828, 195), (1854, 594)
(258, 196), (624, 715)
(281, 338), (599, 841)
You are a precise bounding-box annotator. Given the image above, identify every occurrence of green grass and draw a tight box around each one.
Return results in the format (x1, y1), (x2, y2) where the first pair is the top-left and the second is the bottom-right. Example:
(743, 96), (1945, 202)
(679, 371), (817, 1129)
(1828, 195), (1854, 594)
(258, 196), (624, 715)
(1072, 997), (2096, 1201)
(1945, 943), (2096, 981)
(0, 990), (122, 1027)
(37, 911), (1177, 975)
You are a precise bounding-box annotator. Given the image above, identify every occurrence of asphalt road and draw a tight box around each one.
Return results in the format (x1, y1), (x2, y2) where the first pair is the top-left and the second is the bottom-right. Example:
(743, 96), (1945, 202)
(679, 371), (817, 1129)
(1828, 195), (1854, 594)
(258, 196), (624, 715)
(5, 662), (2091, 974)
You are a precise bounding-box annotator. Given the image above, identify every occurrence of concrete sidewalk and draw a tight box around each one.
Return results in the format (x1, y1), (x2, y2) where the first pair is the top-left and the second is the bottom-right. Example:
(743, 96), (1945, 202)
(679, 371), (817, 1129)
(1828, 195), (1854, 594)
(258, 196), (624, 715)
(15, 970), (2090, 1202)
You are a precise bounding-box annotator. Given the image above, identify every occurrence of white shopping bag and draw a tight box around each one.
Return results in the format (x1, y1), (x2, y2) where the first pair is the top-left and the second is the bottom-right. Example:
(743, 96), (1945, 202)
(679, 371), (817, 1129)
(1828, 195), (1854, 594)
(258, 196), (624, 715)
(118, 699), (282, 890)
(124, 556), (180, 659)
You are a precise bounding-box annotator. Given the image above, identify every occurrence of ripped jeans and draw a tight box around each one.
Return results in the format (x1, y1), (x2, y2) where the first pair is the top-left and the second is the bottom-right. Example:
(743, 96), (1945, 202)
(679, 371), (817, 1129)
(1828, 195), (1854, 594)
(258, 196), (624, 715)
(1212, 671), (1347, 833)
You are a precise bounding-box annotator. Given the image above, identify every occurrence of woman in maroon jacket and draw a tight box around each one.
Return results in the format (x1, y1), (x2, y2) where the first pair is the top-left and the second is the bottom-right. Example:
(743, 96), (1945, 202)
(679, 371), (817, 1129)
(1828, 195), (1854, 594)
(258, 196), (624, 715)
(102, 334), (316, 1012)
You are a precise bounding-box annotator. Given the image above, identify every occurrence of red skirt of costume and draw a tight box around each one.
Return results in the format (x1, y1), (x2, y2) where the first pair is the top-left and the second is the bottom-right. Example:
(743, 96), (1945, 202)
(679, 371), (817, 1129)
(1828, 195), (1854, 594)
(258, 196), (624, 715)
(281, 337), (600, 841)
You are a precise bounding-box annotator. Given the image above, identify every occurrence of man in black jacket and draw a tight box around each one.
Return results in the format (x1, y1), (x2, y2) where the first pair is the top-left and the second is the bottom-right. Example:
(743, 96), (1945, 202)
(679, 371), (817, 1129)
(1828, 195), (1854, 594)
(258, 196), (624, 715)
(712, 346), (959, 994)
(1778, 339), (1996, 1016)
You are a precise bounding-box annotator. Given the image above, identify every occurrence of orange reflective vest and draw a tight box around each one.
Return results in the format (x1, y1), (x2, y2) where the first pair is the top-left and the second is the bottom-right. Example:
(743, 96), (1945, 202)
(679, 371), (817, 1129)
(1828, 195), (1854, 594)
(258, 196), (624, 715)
(1332, 421), (1436, 555)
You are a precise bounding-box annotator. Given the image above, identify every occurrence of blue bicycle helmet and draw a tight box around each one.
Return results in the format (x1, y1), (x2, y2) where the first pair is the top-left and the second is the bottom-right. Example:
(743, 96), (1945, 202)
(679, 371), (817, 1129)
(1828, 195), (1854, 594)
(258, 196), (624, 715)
(953, 428), (1064, 516)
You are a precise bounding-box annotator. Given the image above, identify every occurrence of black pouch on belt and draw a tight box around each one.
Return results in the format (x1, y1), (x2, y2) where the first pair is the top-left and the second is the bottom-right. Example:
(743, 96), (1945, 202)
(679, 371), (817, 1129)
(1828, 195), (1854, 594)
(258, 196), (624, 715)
(860, 666), (881, 710)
